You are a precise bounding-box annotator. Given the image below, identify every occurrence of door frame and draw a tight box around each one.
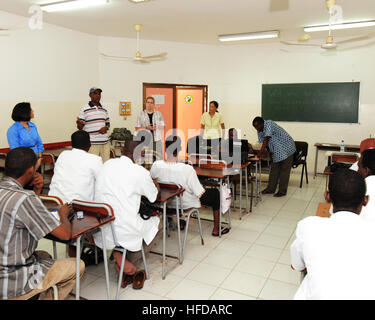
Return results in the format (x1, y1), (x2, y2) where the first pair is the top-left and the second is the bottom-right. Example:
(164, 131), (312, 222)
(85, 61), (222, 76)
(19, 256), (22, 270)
(143, 83), (208, 129)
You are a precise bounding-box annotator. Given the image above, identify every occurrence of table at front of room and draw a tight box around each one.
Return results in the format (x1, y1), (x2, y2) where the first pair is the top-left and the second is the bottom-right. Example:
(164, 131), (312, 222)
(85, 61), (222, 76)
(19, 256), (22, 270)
(313, 143), (360, 178)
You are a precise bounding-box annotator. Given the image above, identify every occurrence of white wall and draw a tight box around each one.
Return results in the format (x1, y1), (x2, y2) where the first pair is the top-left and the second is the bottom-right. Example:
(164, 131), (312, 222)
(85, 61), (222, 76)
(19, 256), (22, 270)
(0, 11), (99, 148)
(99, 36), (375, 174)
(2, 9), (375, 176)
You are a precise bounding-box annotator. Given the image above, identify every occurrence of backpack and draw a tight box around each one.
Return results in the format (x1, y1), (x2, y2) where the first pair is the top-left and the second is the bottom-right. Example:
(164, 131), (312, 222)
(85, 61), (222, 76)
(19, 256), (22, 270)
(109, 128), (133, 141)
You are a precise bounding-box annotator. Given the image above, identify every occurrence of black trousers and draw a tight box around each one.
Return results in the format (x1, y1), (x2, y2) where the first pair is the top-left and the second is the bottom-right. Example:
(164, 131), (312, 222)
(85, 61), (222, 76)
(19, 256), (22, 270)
(200, 188), (220, 211)
(267, 154), (294, 194)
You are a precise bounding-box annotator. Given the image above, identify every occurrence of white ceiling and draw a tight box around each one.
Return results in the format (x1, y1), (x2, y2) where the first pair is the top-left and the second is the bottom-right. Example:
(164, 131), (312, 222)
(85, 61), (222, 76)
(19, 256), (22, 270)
(1, 0), (375, 44)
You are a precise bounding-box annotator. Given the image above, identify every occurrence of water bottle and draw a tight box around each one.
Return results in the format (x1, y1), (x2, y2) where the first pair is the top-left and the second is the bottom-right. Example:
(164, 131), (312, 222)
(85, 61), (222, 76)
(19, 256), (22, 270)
(340, 139), (345, 152)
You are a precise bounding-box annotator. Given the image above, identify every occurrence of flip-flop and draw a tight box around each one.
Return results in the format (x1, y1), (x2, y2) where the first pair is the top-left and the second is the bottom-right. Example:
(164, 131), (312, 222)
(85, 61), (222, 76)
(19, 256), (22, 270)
(212, 227), (230, 237)
(132, 270), (146, 290)
(120, 274), (134, 288)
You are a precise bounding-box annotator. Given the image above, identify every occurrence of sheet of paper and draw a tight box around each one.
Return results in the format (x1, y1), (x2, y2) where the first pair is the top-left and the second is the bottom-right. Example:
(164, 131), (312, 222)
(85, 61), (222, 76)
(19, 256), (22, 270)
(152, 94), (165, 105)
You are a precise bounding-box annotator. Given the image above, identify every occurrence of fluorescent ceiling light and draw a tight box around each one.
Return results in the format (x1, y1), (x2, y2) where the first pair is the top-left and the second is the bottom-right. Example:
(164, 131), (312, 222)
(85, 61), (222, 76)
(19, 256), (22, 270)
(128, 0), (151, 3)
(304, 20), (375, 32)
(218, 30), (279, 42)
(41, 0), (109, 12)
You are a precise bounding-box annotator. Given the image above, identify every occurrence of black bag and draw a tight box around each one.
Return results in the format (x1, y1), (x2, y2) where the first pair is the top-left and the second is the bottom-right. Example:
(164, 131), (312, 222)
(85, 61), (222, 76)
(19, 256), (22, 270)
(80, 246), (104, 266)
(139, 197), (162, 220)
(329, 162), (352, 172)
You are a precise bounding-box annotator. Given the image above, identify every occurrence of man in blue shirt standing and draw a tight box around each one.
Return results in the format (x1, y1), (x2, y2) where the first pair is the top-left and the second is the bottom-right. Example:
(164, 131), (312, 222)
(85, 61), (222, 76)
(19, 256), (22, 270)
(252, 117), (296, 197)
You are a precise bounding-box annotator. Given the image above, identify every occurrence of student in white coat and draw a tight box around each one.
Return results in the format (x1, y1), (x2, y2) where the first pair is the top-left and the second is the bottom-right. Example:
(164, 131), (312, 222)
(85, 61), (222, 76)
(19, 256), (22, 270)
(93, 140), (160, 289)
(48, 130), (103, 203)
(357, 149), (375, 222)
(290, 169), (375, 300)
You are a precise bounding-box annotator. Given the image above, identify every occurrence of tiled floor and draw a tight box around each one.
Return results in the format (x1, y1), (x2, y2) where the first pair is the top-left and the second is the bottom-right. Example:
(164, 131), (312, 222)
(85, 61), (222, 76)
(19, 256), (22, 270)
(36, 170), (327, 300)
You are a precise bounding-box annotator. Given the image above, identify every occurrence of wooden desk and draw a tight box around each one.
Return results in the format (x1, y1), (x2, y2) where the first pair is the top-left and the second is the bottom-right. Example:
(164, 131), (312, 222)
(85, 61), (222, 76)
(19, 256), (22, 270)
(314, 143), (360, 177)
(316, 202), (331, 218)
(41, 198), (115, 300)
(44, 147), (72, 159)
(155, 184), (185, 280)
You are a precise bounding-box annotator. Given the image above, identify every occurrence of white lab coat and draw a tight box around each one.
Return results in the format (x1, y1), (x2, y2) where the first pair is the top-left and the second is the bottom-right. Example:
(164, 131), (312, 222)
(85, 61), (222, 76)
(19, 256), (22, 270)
(93, 156), (159, 251)
(291, 211), (375, 299)
(48, 148), (103, 203)
(150, 160), (205, 209)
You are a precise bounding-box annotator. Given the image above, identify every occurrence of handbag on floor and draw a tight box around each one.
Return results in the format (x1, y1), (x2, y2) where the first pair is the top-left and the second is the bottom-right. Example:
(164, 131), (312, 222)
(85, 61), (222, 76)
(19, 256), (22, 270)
(221, 183), (232, 214)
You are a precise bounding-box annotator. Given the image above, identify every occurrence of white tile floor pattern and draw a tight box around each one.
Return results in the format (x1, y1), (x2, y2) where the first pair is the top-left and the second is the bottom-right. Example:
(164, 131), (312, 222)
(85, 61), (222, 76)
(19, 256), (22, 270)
(36, 171), (327, 300)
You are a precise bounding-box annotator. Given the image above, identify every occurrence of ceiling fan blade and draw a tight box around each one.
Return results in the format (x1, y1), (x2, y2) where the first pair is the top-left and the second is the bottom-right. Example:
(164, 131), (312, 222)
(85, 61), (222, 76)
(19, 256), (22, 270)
(280, 40), (320, 47)
(100, 53), (133, 60)
(269, 0), (289, 12)
(141, 52), (167, 59)
(336, 32), (375, 45)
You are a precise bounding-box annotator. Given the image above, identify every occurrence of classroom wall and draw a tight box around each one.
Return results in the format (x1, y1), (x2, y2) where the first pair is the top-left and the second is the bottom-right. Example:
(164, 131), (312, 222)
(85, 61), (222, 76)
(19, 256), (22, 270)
(99, 36), (375, 174)
(0, 11), (99, 148)
(3, 9), (375, 175)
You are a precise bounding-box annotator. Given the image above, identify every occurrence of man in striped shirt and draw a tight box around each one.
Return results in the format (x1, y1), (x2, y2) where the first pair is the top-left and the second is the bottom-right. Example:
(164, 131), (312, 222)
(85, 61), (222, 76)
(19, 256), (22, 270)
(0, 147), (84, 300)
(77, 87), (111, 162)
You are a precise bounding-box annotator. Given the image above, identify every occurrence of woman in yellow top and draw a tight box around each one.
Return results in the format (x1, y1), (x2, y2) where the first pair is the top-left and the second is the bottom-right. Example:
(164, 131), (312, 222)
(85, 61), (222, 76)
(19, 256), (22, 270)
(200, 100), (225, 155)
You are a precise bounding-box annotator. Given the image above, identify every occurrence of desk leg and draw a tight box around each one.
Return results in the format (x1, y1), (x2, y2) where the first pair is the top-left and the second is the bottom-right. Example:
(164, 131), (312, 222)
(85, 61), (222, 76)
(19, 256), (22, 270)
(162, 202), (167, 280)
(314, 147), (319, 178)
(100, 227), (110, 300)
(227, 176), (232, 229)
(176, 195), (182, 264)
(245, 166), (249, 213)
(239, 167), (242, 220)
(219, 179), (222, 238)
(259, 160), (262, 203)
(75, 236), (82, 301)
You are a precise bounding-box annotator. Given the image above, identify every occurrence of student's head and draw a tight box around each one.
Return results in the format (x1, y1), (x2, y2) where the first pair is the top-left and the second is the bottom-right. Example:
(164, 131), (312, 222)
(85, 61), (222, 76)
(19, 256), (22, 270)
(71, 130), (91, 152)
(145, 96), (155, 111)
(5, 147), (37, 185)
(209, 101), (219, 113)
(89, 87), (102, 104)
(358, 149), (375, 178)
(228, 128), (238, 140)
(123, 140), (142, 162)
(252, 116), (264, 132)
(360, 138), (375, 154)
(165, 135), (182, 158)
(326, 168), (368, 214)
(11, 102), (34, 122)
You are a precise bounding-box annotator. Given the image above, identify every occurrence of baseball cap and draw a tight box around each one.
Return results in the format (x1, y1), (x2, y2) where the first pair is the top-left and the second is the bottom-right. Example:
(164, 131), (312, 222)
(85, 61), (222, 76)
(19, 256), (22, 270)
(89, 87), (102, 94)
(360, 138), (375, 154)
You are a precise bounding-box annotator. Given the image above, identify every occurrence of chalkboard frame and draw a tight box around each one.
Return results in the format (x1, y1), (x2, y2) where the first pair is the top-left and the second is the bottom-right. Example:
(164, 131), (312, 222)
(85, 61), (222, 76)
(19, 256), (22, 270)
(261, 82), (360, 123)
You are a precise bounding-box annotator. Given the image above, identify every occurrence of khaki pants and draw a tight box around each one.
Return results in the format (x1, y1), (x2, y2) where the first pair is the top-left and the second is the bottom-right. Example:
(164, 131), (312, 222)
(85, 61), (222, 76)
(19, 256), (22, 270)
(10, 251), (85, 300)
(89, 142), (111, 163)
(267, 154), (294, 194)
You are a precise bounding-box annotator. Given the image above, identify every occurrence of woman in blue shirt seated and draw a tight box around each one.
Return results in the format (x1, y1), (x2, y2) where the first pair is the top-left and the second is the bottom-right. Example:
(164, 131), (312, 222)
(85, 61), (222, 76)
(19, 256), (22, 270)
(7, 102), (44, 170)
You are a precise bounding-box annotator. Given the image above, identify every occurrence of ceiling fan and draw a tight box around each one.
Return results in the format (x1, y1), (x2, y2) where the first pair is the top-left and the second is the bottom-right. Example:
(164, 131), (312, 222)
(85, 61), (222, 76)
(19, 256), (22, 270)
(281, 0), (375, 50)
(269, 0), (289, 12)
(100, 24), (167, 63)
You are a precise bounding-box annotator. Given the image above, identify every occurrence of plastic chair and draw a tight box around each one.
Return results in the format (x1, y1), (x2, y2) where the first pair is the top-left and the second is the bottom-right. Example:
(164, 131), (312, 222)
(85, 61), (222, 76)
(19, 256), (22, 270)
(292, 141), (309, 188)
(39, 195), (68, 259)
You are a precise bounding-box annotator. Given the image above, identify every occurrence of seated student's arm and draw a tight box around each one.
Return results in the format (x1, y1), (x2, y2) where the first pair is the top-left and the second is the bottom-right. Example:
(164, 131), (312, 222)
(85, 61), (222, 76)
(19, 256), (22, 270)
(7, 126), (21, 150)
(187, 167), (205, 199)
(49, 203), (72, 241)
(30, 172), (44, 196)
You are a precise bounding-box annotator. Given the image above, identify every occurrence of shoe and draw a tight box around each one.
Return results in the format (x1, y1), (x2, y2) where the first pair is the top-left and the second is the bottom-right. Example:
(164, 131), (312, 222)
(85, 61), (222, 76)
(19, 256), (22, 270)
(121, 274), (134, 289)
(274, 192), (286, 197)
(262, 189), (274, 194)
(179, 220), (186, 231)
(212, 227), (230, 237)
(133, 270), (146, 290)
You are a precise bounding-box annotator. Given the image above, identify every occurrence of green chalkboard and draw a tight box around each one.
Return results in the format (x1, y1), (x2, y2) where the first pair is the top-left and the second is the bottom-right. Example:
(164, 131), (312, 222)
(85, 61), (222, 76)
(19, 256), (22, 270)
(261, 82), (360, 123)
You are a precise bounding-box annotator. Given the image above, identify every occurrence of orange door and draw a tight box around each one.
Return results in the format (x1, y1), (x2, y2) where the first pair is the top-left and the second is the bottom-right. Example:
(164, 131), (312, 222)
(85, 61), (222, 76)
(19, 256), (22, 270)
(145, 86), (174, 143)
(176, 87), (204, 159)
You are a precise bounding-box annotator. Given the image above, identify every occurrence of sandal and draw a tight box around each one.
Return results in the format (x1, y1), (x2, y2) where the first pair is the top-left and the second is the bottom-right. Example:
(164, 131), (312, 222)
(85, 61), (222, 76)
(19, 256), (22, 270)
(132, 270), (146, 290)
(120, 274), (134, 288)
(212, 227), (230, 237)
